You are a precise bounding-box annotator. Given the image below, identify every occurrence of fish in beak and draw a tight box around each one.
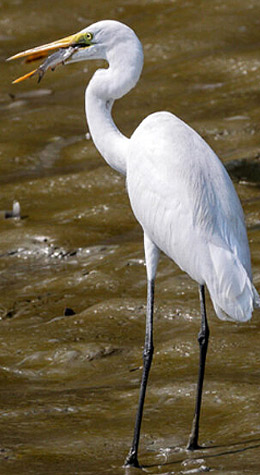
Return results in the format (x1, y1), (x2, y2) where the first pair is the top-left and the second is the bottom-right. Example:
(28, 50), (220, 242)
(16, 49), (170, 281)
(7, 31), (93, 84)
(12, 47), (78, 84)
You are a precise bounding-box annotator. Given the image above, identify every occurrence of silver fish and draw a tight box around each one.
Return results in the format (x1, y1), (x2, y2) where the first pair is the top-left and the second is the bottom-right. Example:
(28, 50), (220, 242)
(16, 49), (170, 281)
(11, 46), (78, 84)
(37, 46), (77, 82)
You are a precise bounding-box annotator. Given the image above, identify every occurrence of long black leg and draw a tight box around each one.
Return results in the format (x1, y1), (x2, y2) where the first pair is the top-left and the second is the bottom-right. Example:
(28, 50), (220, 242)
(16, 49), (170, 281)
(187, 284), (209, 450)
(124, 278), (155, 468)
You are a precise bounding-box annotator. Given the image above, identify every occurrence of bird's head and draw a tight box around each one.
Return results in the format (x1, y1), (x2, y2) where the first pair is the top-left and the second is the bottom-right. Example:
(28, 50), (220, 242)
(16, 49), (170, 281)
(7, 20), (143, 85)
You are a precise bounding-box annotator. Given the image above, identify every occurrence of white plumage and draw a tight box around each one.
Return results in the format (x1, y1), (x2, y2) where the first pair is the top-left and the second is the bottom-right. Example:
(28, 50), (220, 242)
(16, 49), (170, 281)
(128, 110), (259, 322)
(9, 19), (259, 468)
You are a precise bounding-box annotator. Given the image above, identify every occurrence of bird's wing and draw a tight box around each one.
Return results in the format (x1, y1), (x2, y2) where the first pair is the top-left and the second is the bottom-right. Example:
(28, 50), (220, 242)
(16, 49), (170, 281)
(127, 111), (251, 284)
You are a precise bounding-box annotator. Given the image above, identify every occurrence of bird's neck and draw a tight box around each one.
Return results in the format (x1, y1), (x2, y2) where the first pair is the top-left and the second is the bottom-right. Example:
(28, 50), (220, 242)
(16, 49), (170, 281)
(85, 41), (143, 176)
(85, 85), (128, 175)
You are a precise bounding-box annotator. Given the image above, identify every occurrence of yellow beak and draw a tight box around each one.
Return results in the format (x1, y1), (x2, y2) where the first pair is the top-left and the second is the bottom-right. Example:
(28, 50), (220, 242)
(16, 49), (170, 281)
(7, 33), (77, 62)
(7, 32), (79, 84)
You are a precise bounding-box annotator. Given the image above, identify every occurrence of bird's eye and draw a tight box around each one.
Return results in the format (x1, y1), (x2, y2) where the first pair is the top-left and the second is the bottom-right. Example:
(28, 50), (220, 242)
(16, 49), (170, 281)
(84, 32), (93, 41)
(74, 32), (93, 48)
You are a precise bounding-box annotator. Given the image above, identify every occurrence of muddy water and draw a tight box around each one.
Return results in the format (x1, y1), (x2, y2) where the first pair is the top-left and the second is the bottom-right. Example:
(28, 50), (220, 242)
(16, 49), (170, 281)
(0, 0), (260, 473)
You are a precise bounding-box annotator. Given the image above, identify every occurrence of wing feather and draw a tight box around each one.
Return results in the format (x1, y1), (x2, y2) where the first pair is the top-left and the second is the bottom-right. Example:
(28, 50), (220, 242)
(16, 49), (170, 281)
(127, 111), (259, 321)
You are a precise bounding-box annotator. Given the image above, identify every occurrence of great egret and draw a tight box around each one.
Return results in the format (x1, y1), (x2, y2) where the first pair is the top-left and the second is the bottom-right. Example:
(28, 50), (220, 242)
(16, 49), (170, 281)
(8, 20), (260, 468)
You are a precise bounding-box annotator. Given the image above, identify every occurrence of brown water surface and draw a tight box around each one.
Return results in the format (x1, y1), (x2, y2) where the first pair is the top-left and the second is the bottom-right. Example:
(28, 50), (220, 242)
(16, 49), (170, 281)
(1, 0), (260, 473)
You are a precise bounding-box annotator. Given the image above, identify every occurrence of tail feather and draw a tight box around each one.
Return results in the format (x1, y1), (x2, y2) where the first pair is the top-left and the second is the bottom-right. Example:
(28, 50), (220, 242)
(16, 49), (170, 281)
(207, 243), (257, 322)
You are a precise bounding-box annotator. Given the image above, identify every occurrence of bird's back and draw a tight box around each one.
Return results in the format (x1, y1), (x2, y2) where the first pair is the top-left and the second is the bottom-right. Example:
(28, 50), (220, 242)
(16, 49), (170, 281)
(127, 111), (259, 322)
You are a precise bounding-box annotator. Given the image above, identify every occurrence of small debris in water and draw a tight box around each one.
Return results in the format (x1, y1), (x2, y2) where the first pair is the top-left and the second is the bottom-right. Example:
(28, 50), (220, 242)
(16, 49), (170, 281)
(129, 366), (141, 372)
(4, 200), (21, 219)
(64, 307), (76, 316)
(5, 310), (15, 319)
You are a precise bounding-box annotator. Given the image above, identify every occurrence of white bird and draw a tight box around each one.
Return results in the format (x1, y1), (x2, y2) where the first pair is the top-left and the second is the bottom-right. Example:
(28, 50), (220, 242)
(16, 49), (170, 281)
(8, 20), (260, 468)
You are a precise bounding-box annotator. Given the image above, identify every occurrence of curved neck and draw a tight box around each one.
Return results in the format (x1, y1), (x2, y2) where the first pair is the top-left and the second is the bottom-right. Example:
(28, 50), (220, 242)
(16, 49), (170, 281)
(85, 85), (128, 175)
(85, 36), (143, 176)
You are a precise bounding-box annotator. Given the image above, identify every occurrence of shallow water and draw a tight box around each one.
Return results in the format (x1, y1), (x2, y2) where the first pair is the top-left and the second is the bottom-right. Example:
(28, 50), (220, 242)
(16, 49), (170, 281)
(0, 0), (260, 473)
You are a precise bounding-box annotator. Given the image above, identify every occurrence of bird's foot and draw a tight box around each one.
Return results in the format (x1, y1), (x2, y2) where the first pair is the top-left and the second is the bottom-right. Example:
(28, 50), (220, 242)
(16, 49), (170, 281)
(124, 449), (142, 469)
(186, 440), (203, 451)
